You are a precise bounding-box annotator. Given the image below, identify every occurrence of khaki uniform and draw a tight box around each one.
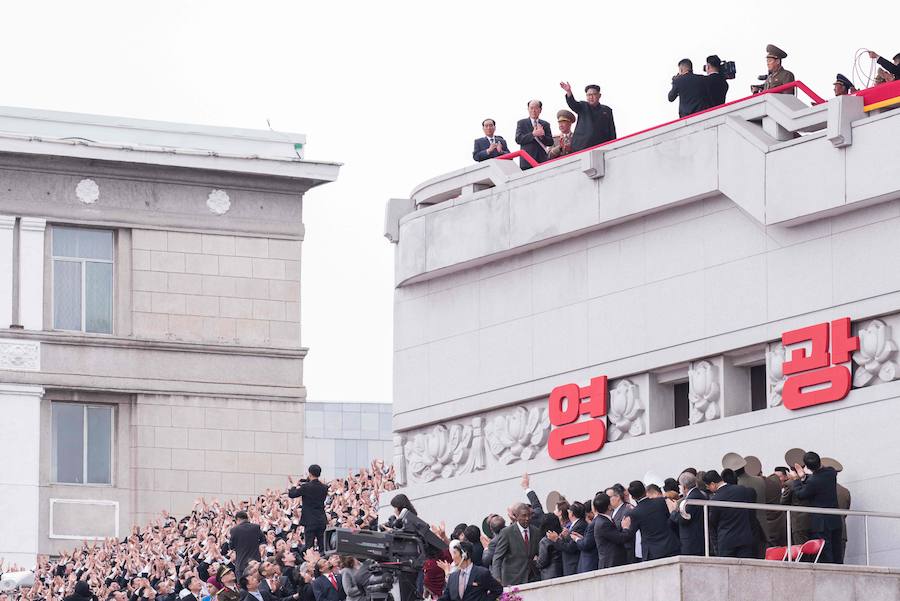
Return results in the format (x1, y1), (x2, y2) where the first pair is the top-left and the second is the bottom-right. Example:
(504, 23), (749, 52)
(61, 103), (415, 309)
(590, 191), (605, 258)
(781, 479), (810, 545)
(547, 133), (574, 159)
(764, 66), (795, 93)
(216, 588), (240, 601)
(764, 474), (787, 547)
(837, 483), (851, 546)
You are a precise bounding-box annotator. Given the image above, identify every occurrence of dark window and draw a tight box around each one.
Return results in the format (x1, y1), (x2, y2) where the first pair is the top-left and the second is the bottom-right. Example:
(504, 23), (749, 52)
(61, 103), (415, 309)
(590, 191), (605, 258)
(674, 382), (690, 428)
(750, 364), (767, 411)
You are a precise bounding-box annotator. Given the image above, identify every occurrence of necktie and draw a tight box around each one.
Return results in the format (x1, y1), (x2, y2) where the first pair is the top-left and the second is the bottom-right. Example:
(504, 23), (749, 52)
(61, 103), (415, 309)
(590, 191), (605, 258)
(523, 528), (529, 545)
(458, 569), (466, 598)
(328, 573), (338, 590)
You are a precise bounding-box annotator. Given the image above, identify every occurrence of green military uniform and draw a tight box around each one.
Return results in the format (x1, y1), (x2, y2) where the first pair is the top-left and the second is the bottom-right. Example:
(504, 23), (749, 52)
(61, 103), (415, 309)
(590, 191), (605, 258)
(763, 44), (795, 94)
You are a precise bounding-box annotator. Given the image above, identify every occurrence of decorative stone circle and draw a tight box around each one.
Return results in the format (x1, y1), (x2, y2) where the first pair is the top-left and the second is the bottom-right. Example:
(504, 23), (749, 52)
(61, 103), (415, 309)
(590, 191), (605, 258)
(207, 189), (231, 215)
(75, 179), (100, 204)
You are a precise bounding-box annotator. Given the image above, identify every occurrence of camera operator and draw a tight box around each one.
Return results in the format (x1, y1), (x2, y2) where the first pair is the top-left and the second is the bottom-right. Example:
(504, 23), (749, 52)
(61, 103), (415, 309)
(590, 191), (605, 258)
(288, 466), (329, 553)
(668, 58), (711, 118)
(436, 542), (501, 601)
(388, 495), (421, 601)
(704, 55), (729, 107)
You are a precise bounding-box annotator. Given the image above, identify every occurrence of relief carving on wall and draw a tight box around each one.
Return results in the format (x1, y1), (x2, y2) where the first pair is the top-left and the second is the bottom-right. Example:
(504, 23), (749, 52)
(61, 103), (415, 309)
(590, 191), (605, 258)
(206, 189), (231, 215)
(688, 360), (720, 424)
(0, 339), (40, 371)
(75, 178), (100, 204)
(852, 319), (899, 387)
(484, 406), (549, 464)
(404, 417), (485, 482)
(607, 379), (645, 441)
(393, 434), (407, 487)
(766, 342), (787, 407)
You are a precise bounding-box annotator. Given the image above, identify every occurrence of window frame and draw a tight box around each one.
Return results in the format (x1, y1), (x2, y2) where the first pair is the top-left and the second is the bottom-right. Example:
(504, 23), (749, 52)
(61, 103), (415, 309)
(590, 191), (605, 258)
(50, 225), (116, 335)
(50, 401), (116, 487)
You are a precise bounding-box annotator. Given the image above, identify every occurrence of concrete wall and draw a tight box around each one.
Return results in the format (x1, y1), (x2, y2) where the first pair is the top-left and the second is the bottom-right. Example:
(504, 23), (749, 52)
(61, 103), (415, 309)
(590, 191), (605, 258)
(516, 556), (900, 601)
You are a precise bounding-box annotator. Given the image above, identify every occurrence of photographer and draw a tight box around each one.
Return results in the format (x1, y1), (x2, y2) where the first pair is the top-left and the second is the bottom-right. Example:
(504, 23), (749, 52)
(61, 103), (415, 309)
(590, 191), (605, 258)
(704, 55), (729, 107)
(288, 466), (329, 553)
(388, 495), (421, 601)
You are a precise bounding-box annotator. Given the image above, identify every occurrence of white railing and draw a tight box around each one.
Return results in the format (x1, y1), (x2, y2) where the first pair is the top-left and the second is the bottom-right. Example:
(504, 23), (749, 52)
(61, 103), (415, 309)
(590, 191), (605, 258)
(683, 498), (900, 565)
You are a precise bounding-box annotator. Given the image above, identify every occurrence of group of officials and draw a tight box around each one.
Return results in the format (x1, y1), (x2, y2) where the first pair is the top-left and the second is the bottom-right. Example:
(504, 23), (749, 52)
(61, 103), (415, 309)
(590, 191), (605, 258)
(473, 43), (900, 170)
(421, 448), (851, 599)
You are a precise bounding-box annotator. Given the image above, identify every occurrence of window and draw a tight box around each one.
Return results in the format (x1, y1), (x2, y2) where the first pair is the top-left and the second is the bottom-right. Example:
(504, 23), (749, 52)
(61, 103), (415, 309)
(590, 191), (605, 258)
(750, 364), (768, 411)
(674, 382), (690, 428)
(52, 402), (114, 485)
(52, 227), (113, 334)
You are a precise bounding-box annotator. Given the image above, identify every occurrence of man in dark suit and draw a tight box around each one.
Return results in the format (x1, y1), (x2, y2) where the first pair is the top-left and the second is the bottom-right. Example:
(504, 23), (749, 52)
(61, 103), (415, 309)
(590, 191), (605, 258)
(489, 503), (541, 585)
(481, 515), (505, 568)
(439, 541), (503, 601)
(791, 451), (842, 563)
(287, 465), (329, 552)
(310, 559), (344, 601)
(559, 82), (616, 152)
(704, 470), (756, 558)
(668, 58), (711, 118)
(592, 494), (629, 569)
(554, 501), (587, 576)
(574, 514), (598, 573)
(704, 55), (729, 107)
(514, 100), (554, 170)
(472, 118), (510, 162)
(230, 511), (265, 580)
(669, 472), (707, 555)
(605, 485), (635, 562)
(620, 481), (679, 561)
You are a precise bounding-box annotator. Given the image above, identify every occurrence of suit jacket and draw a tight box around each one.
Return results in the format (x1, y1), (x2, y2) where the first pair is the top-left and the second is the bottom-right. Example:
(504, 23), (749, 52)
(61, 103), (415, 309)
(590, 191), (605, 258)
(792, 467), (841, 532)
(489, 523), (541, 586)
(625, 498), (679, 561)
(878, 56), (900, 79)
(763, 474), (786, 546)
(706, 72), (729, 106)
(482, 535), (498, 568)
(737, 472), (767, 546)
(668, 72), (711, 117)
(565, 95), (616, 151)
(230, 521), (265, 578)
(709, 484), (756, 555)
(439, 565), (503, 601)
(669, 487), (707, 555)
(611, 503), (635, 561)
(593, 514), (629, 569)
(514, 118), (554, 169)
(556, 518), (586, 576)
(537, 536), (562, 580)
(575, 518), (599, 573)
(287, 480), (329, 529)
(472, 136), (510, 162)
(311, 574), (345, 601)
(526, 489), (545, 523)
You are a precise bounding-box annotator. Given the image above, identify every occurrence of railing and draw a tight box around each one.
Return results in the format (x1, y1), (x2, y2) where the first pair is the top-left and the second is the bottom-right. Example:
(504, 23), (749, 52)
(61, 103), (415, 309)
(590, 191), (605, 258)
(682, 498), (900, 565)
(497, 80), (827, 170)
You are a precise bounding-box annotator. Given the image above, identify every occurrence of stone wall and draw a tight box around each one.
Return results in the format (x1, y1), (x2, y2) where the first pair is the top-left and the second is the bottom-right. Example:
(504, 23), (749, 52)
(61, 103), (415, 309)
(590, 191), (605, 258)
(132, 229), (301, 347)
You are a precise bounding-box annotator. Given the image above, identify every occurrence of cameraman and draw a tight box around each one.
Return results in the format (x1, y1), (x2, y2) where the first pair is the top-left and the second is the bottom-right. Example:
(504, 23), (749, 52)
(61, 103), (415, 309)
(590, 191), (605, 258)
(288, 465), (329, 553)
(704, 55), (729, 107)
(388, 495), (421, 601)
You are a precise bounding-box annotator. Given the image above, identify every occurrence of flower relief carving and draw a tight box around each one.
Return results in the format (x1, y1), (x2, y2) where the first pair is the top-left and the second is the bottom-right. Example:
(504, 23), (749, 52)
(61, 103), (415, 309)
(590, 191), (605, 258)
(0, 340), (40, 371)
(852, 319), (899, 387)
(206, 189), (231, 215)
(766, 343), (787, 407)
(608, 379), (645, 441)
(404, 417), (485, 482)
(393, 434), (407, 487)
(75, 179), (100, 204)
(688, 360), (720, 424)
(484, 406), (550, 464)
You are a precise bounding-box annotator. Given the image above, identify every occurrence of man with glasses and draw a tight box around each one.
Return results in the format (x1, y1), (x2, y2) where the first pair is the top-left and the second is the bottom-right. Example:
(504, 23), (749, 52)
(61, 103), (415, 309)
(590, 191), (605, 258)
(559, 82), (616, 152)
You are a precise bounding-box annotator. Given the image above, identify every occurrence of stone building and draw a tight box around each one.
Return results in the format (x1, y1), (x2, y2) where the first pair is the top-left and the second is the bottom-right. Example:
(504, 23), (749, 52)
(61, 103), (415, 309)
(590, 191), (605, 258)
(0, 106), (339, 565)
(385, 89), (900, 569)
(303, 401), (393, 478)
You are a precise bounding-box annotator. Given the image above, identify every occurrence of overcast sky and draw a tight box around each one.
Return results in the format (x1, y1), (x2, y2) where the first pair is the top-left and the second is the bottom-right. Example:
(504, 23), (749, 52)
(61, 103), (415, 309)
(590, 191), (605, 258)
(3, 2), (897, 403)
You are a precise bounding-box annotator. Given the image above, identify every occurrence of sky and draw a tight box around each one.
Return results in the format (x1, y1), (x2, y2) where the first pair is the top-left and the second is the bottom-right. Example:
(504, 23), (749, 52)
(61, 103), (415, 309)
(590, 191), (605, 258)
(2, 2), (897, 403)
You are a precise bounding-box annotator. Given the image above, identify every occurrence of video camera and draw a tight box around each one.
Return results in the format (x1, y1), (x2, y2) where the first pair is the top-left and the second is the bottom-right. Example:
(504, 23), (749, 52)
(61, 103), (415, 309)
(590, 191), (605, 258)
(719, 60), (737, 79)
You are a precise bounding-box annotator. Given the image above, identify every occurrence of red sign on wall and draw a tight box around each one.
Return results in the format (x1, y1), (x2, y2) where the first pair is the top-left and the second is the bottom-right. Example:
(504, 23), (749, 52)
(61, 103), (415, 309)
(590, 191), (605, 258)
(546, 317), (859, 460)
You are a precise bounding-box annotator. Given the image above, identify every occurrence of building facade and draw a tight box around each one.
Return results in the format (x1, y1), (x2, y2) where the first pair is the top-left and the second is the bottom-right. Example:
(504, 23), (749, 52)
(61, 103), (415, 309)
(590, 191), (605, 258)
(303, 401), (393, 478)
(0, 107), (339, 565)
(384, 91), (900, 566)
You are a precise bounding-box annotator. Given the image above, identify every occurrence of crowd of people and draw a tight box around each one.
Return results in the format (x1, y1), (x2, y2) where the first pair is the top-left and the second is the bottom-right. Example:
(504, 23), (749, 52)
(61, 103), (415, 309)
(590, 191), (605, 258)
(0, 461), (396, 601)
(472, 44), (900, 169)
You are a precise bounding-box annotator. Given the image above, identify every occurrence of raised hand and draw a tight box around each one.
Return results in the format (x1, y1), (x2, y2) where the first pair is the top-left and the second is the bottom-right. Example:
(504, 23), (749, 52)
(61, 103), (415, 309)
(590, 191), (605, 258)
(559, 81), (572, 95)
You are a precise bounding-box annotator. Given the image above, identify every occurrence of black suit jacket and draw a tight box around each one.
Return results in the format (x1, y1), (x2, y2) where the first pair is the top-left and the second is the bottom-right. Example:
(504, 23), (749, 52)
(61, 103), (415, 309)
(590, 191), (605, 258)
(288, 480), (329, 529)
(668, 72), (711, 117)
(439, 565), (503, 601)
(625, 498), (679, 561)
(706, 72), (729, 107)
(565, 95), (616, 151)
(792, 467), (841, 532)
(669, 488), (707, 555)
(311, 574), (345, 601)
(556, 518), (586, 576)
(709, 484), (756, 555)
(230, 521), (265, 578)
(878, 56), (900, 79)
(472, 136), (510, 162)
(593, 514), (629, 569)
(575, 518), (599, 573)
(514, 118), (553, 169)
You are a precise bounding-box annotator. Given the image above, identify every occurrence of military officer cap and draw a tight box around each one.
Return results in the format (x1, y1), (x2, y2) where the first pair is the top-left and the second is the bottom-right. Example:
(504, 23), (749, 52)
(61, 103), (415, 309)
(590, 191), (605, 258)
(556, 109), (576, 122)
(766, 44), (788, 59)
(834, 73), (854, 90)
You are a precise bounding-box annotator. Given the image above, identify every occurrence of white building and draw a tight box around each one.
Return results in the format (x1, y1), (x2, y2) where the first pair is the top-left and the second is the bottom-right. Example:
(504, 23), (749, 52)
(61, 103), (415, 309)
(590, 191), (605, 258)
(384, 89), (900, 568)
(0, 107), (339, 566)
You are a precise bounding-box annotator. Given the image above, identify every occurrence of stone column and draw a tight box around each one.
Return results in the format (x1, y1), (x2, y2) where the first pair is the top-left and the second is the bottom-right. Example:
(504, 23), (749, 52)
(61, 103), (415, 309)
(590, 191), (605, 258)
(18, 218), (46, 330)
(0, 216), (15, 328)
(0, 383), (43, 567)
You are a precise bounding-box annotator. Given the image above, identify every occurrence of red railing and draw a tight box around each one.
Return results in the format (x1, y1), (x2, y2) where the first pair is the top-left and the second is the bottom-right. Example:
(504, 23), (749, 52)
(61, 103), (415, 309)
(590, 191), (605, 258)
(498, 81), (827, 169)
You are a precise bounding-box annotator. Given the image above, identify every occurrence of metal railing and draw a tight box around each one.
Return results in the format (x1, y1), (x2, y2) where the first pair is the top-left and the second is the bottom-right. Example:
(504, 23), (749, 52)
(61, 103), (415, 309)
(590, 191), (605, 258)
(682, 498), (900, 565)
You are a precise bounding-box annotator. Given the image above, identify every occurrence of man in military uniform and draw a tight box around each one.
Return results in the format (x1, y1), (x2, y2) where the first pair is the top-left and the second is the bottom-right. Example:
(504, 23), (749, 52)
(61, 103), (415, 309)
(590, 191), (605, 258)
(833, 74), (855, 96)
(547, 110), (576, 159)
(753, 44), (795, 94)
(823, 457), (851, 564)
